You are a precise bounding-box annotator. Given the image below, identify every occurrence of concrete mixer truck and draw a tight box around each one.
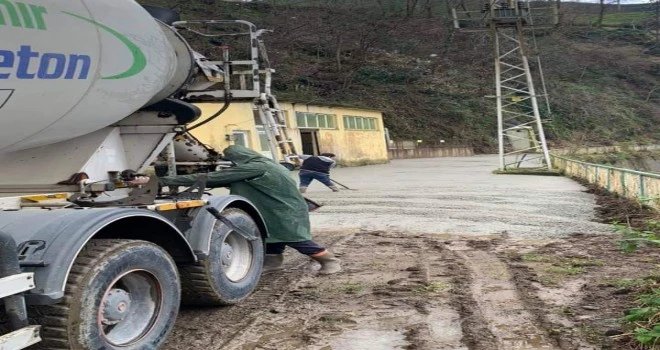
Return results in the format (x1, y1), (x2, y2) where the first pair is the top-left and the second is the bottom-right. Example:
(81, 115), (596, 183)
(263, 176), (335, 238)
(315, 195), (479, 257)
(0, 1), (287, 349)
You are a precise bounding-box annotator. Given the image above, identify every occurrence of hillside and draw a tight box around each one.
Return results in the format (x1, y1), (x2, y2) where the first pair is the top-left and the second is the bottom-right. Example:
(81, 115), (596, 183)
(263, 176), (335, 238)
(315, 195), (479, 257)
(139, 0), (660, 152)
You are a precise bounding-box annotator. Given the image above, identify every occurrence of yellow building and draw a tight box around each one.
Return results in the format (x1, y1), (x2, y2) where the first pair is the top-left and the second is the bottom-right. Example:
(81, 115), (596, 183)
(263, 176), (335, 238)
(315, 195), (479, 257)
(190, 101), (389, 166)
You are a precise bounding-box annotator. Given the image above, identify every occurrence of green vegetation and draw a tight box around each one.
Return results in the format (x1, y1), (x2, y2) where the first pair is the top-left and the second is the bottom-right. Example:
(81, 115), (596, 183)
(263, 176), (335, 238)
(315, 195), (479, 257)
(623, 289), (660, 347)
(339, 283), (366, 294)
(413, 281), (449, 294)
(547, 265), (585, 276)
(606, 219), (660, 348)
(580, 324), (603, 344)
(567, 257), (605, 267)
(600, 278), (649, 288)
(573, 12), (654, 27)
(520, 252), (602, 280)
(521, 253), (549, 262)
(612, 220), (660, 253)
(138, 0), (660, 150)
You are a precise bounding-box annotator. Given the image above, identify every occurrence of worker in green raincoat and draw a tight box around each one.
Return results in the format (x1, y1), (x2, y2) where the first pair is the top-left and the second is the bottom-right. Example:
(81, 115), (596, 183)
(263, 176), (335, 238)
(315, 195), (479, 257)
(159, 145), (341, 274)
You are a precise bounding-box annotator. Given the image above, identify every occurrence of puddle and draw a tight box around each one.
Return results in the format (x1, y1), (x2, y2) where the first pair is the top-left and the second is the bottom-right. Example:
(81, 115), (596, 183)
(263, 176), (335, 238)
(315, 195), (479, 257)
(330, 329), (408, 350)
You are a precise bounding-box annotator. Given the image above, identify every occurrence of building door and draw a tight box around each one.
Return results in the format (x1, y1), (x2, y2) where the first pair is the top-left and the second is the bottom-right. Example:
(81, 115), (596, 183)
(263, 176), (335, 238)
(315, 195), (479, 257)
(300, 130), (319, 155)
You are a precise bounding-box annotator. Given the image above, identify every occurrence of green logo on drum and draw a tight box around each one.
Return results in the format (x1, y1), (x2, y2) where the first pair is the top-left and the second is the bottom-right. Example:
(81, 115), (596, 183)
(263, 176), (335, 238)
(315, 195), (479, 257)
(0, 1), (47, 30)
(63, 12), (147, 80)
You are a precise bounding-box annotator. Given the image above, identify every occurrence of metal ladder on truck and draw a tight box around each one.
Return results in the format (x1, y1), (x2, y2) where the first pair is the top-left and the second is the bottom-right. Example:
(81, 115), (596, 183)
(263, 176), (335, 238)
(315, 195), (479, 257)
(0, 233), (41, 350)
(162, 20), (299, 174)
(253, 59), (299, 169)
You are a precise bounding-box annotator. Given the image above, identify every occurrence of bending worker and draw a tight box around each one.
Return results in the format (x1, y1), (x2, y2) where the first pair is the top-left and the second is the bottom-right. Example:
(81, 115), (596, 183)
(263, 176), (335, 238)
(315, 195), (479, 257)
(159, 145), (341, 274)
(297, 153), (339, 193)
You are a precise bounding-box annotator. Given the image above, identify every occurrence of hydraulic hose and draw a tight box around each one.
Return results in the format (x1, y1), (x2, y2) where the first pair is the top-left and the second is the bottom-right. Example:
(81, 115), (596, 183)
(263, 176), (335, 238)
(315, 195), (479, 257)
(184, 94), (232, 133)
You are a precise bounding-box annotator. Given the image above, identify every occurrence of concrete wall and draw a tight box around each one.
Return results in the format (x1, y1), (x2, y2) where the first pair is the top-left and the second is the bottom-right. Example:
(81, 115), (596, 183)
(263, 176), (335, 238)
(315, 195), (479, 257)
(388, 146), (474, 159)
(553, 144), (660, 156)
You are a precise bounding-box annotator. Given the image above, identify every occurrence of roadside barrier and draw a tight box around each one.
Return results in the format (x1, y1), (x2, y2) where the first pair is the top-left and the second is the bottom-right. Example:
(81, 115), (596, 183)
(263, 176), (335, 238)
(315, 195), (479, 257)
(552, 155), (660, 209)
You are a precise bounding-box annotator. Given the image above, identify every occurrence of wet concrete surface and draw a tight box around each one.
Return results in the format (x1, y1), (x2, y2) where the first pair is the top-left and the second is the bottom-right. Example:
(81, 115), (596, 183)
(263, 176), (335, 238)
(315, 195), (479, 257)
(304, 155), (613, 238)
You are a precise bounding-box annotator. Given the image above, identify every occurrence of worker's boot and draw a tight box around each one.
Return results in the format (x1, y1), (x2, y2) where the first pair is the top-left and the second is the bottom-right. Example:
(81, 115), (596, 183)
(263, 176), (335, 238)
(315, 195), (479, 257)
(329, 186), (340, 192)
(310, 251), (342, 275)
(263, 254), (284, 272)
(299, 187), (308, 194)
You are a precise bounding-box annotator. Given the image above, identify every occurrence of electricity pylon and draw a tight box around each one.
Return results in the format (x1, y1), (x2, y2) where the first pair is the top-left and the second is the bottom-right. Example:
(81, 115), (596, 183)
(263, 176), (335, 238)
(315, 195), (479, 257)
(453, 0), (558, 171)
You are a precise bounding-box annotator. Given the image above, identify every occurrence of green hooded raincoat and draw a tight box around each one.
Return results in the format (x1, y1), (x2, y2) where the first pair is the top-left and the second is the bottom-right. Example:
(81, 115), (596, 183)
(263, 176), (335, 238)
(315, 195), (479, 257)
(159, 145), (312, 243)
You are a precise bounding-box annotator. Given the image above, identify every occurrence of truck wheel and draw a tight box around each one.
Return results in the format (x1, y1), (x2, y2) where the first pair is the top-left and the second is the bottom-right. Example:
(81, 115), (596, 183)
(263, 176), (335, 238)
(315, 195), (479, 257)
(33, 239), (180, 350)
(180, 208), (264, 306)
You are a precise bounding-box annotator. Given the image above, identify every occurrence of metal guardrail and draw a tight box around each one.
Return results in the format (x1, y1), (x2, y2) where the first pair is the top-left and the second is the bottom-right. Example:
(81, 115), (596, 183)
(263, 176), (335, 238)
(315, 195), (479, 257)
(552, 154), (660, 209)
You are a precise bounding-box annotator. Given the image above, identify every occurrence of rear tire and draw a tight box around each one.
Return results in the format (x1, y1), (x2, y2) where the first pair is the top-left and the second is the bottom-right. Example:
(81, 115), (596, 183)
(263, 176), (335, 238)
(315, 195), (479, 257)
(180, 208), (264, 306)
(33, 239), (180, 350)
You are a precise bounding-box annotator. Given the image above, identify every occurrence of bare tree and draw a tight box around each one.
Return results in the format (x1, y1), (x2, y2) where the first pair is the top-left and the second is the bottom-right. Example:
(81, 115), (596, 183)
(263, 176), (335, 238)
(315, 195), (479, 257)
(424, 0), (434, 17)
(597, 0), (606, 27)
(407, 0), (419, 17)
(335, 35), (343, 72)
(655, 0), (660, 42)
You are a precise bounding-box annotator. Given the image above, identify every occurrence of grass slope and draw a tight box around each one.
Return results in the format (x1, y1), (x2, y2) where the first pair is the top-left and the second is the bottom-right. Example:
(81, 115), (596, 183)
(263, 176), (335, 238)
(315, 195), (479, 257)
(139, 0), (660, 151)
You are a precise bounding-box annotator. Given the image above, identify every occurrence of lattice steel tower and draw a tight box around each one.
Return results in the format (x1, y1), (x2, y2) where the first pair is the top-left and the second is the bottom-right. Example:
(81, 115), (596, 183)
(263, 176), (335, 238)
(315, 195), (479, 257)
(453, 1), (558, 171)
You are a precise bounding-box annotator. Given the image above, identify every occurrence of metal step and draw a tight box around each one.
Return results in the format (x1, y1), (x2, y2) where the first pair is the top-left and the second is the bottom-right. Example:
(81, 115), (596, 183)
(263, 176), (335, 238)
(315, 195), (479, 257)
(0, 273), (35, 299)
(0, 326), (41, 350)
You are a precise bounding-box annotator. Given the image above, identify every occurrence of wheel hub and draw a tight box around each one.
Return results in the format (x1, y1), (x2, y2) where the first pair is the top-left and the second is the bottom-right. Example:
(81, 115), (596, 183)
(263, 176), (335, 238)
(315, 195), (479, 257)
(220, 231), (254, 282)
(221, 242), (234, 266)
(101, 289), (132, 325)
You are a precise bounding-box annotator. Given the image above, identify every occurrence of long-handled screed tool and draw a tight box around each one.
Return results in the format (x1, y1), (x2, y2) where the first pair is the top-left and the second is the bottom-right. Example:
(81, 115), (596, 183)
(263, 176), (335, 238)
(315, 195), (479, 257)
(330, 178), (357, 191)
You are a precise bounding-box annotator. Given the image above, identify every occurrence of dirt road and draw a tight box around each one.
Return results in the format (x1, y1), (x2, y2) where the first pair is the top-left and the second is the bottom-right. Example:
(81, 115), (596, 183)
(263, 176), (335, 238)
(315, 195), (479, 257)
(165, 156), (657, 349)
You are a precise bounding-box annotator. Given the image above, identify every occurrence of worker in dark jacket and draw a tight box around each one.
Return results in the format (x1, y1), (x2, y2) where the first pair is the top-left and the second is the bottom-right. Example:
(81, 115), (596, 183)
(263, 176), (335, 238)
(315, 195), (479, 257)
(297, 153), (339, 193)
(159, 145), (341, 274)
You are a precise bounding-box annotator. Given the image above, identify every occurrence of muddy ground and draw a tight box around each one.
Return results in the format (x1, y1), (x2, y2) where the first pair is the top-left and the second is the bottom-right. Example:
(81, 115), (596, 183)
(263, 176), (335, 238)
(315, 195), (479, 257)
(164, 157), (660, 350)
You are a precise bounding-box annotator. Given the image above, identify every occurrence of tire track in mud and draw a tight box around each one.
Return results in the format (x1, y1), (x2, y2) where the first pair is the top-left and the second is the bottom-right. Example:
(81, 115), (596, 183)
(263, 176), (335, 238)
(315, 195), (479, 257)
(290, 231), (468, 350)
(162, 234), (353, 350)
(165, 232), (564, 350)
(441, 239), (559, 350)
(502, 240), (601, 350)
(162, 262), (307, 350)
(164, 231), (472, 350)
(431, 240), (498, 350)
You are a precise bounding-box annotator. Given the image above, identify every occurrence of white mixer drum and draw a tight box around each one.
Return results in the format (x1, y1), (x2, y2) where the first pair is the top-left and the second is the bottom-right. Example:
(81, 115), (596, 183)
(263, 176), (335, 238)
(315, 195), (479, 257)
(0, 0), (189, 153)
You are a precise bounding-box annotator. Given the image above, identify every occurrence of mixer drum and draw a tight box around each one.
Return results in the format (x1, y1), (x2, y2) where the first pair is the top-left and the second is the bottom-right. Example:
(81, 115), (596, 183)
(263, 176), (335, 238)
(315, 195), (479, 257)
(0, 0), (194, 154)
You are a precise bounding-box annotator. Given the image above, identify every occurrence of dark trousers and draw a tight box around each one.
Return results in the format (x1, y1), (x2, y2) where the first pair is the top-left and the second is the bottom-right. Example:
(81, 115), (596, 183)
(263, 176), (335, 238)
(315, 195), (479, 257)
(266, 240), (326, 255)
(299, 170), (334, 188)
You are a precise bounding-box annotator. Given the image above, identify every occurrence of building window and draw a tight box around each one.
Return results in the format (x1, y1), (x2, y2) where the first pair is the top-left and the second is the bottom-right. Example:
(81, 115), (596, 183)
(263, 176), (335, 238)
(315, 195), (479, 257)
(254, 110), (289, 127)
(343, 116), (378, 131)
(255, 126), (271, 152)
(296, 112), (336, 129)
(232, 130), (249, 147)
